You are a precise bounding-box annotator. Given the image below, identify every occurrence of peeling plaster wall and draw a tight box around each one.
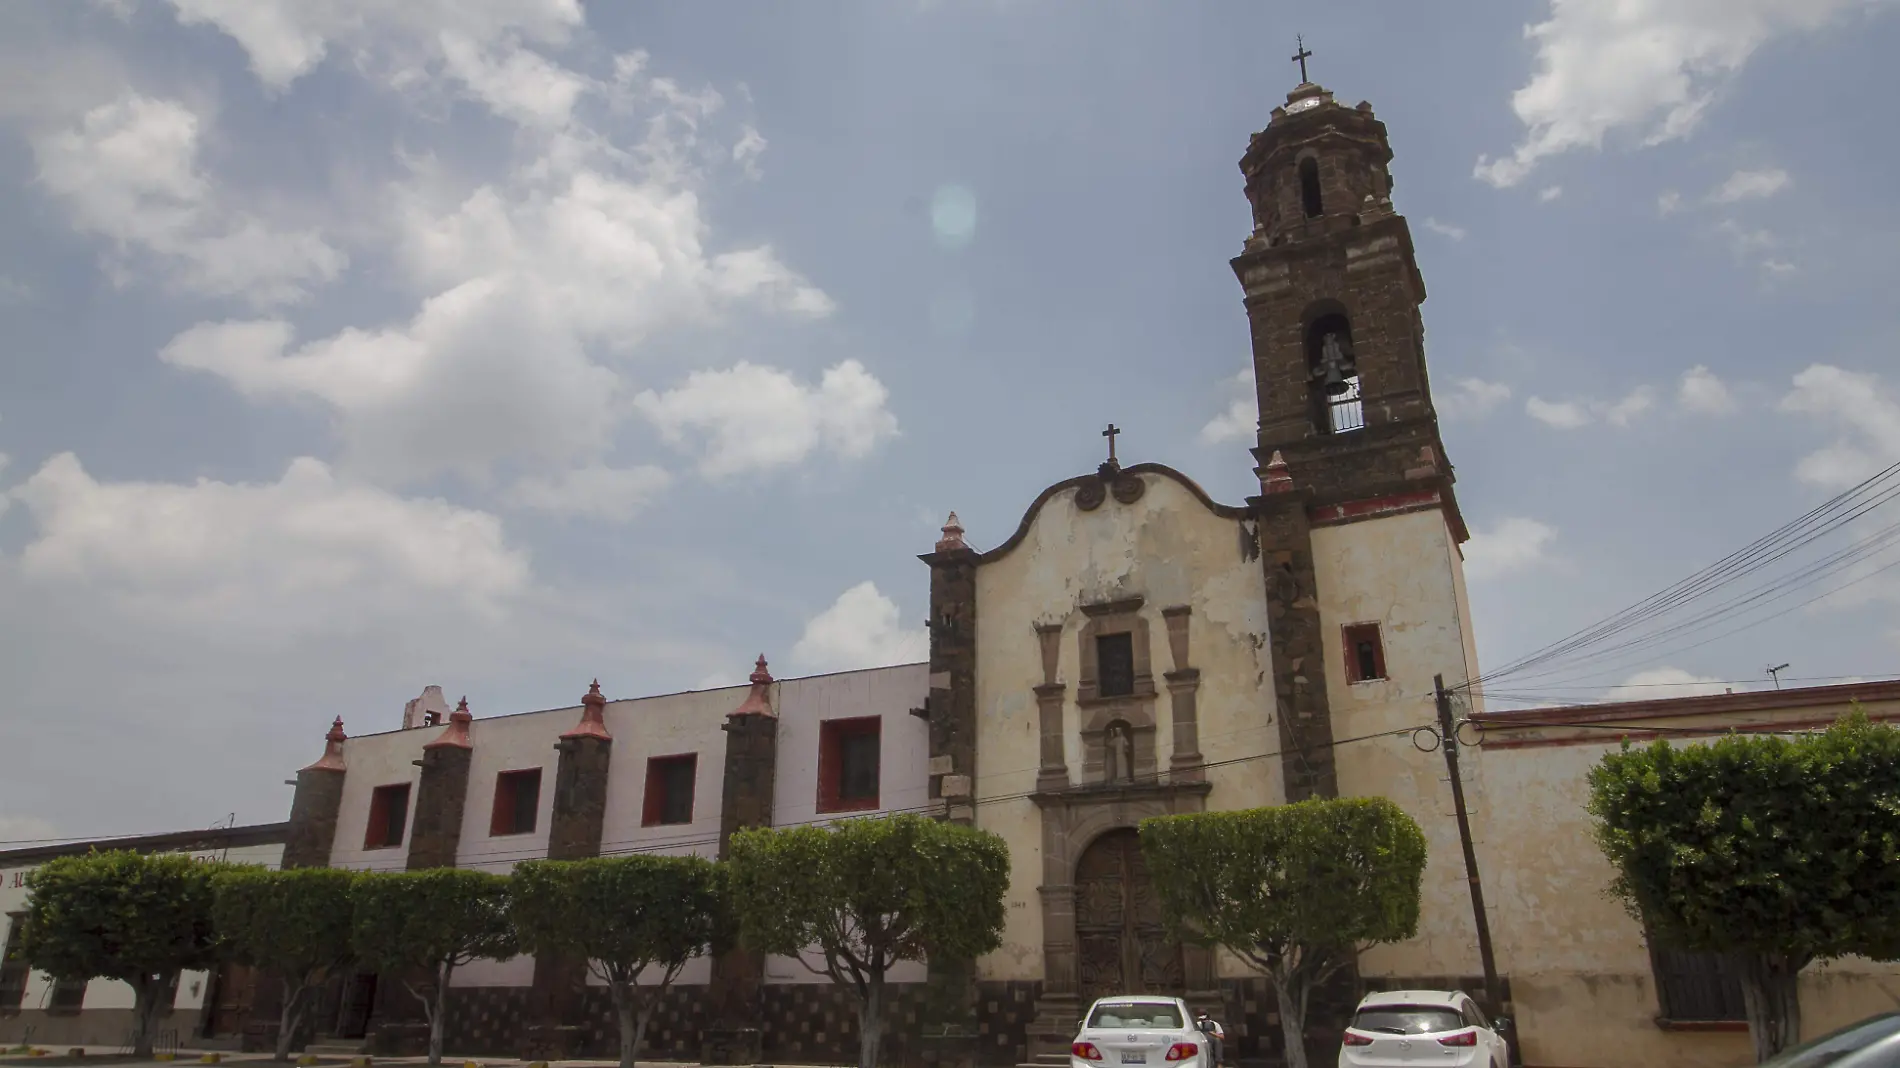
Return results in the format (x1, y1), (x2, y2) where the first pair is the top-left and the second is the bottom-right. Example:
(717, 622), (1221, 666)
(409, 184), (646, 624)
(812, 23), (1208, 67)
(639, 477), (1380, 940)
(1481, 739), (1900, 1068)
(969, 472), (1274, 982)
(1310, 508), (1487, 981)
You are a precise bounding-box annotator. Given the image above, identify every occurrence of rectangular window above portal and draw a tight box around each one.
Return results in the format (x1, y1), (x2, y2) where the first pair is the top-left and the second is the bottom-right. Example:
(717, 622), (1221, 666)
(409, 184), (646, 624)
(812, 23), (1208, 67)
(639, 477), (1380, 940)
(1343, 622), (1387, 683)
(1096, 632), (1135, 697)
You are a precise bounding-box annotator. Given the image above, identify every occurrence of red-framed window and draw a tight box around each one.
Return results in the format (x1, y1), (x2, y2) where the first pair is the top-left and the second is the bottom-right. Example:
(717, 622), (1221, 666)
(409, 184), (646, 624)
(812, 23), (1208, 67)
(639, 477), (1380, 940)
(642, 754), (698, 827)
(817, 716), (882, 814)
(1343, 622), (1387, 683)
(363, 783), (411, 850)
(490, 768), (542, 837)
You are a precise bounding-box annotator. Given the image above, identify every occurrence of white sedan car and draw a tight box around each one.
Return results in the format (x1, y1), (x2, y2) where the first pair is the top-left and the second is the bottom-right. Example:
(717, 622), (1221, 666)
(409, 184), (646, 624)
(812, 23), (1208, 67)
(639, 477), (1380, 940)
(1071, 996), (1215, 1068)
(1338, 990), (1508, 1068)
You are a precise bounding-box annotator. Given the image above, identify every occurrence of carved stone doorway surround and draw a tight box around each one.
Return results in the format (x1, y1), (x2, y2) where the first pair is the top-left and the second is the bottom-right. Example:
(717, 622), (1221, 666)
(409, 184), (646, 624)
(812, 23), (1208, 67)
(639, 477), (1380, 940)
(1024, 780), (1217, 1060)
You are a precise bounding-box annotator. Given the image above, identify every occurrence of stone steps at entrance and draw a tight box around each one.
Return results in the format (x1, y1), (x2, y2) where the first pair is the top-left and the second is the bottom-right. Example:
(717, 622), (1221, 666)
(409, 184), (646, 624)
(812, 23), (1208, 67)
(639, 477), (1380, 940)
(304, 1043), (368, 1056)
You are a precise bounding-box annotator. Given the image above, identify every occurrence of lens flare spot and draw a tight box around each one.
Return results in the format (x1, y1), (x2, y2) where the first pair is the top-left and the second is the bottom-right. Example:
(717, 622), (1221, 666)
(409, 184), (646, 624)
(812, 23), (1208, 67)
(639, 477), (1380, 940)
(930, 185), (978, 248)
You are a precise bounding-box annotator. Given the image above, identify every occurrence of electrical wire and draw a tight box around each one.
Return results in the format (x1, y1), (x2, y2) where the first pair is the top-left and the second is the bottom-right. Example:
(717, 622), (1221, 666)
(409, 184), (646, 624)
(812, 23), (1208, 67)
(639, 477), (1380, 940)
(1456, 461), (1900, 695)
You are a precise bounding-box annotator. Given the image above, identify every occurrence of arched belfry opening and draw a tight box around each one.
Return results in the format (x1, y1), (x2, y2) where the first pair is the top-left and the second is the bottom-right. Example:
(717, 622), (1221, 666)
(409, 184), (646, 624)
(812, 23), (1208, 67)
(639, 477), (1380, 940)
(1299, 156), (1324, 218)
(1306, 312), (1363, 434)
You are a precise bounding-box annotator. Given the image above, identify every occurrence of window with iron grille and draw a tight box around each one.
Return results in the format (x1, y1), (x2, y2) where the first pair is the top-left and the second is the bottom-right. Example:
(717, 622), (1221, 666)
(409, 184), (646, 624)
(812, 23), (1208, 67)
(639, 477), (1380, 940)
(1096, 632), (1135, 697)
(818, 717), (881, 813)
(47, 976), (87, 1012)
(363, 783), (410, 850)
(1326, 376), (1365, 433)
(642, 754), (697, 827)
(1651, 944), (1746, 1022)
(490, 768), (542, 837)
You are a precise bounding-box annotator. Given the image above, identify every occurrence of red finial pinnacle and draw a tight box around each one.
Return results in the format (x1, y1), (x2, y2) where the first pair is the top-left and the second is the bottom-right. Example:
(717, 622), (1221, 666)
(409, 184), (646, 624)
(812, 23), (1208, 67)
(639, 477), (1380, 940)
(566, 677), (612, 740)
(1263, 450), (1294, 494)
(427, 698), (475, 749)
(935, 512), (967, 553)
(303, 717), (348, 772)
(734, 655), (777, 717)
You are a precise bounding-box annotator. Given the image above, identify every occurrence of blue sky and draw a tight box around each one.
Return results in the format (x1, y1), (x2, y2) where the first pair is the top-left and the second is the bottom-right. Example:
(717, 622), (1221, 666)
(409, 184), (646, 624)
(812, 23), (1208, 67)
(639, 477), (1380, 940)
(2, 0), (1897, 841)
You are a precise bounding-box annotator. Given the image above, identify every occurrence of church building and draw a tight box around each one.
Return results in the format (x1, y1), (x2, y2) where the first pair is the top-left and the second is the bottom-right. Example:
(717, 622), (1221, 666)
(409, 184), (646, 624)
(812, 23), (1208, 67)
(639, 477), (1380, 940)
(156, 72), (1900, 1068)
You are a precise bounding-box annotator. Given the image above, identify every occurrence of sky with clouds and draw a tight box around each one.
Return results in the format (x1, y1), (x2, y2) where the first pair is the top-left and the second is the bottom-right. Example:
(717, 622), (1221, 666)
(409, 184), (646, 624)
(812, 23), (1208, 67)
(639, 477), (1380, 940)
(2, 0), (1897, 842)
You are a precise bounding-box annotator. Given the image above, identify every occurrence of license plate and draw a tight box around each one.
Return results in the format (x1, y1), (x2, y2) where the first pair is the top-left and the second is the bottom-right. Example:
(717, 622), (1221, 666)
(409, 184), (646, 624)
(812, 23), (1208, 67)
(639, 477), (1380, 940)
(1120, 1055), (1145, 1064)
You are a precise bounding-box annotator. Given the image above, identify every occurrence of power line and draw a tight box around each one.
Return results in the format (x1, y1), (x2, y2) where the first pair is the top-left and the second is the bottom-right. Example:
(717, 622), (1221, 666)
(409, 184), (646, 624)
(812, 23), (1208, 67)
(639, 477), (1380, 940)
(1458, 461), (1900, 694)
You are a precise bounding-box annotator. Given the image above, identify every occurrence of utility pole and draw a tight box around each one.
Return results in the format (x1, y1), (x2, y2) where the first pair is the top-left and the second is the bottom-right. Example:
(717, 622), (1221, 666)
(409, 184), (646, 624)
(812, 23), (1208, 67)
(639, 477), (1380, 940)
(1435, 675), (1506, 1039)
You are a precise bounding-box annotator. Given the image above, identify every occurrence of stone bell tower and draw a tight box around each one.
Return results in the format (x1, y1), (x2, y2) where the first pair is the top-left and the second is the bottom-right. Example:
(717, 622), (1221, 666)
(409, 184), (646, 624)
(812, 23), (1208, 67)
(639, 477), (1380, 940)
(1232, 73), (1472, 803)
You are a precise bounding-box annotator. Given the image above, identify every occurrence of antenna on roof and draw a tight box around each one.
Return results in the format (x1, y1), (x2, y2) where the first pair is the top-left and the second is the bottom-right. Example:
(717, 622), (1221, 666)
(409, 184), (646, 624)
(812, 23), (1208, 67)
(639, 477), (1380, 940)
(1766, 663), (1791, 690)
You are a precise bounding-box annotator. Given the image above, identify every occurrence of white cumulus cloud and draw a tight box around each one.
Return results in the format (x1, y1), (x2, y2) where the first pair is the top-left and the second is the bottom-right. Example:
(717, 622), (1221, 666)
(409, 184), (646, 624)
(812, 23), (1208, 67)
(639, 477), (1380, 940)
(32, 93), (344, 305)
(1463, 517), (1559, 580)
(1474, 0), (1885, 187)
(1779, 365), (1900, 489)
(1438, 378), (1513, 420)
(1678, 365), (1738, 414)
(1709, 167), (1791, 204)
(9, 452), (531, 630)
(636, 360), (899, 479)
(1199, 368), (1255, 445)
(1525, 386), (1658, 429)
(502, 463), (672, 523)
(791, 581), (929, 675)
(1602, 667), (1731, 702)
(1423, 218), (1467, 241)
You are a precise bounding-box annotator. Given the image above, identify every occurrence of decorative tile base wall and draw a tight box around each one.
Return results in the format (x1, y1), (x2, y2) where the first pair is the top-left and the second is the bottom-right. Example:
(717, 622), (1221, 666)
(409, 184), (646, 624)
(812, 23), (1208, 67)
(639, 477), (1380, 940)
(343, 973), (1499, 1066)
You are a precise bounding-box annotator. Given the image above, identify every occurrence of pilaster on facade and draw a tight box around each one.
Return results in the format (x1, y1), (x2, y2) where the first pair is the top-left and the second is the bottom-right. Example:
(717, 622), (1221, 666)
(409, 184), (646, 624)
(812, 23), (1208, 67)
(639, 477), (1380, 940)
(702, 657), (781, 1067)
(1159, 605), (1205, 782)
(1250, 487), (1341, 802)
(1033, 623), (1068, 791)
(284, 718), (349, 869)
(526, 681), (615, 1060)
(408, 699), (475, 871)
(921, 513), (979, 826)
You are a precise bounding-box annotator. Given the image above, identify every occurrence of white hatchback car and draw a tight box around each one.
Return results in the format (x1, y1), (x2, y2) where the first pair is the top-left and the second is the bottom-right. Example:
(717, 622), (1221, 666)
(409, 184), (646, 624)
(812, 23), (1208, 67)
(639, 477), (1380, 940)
(1338, 990), (1508, 1068)
(1071, 996), (1214, 1068)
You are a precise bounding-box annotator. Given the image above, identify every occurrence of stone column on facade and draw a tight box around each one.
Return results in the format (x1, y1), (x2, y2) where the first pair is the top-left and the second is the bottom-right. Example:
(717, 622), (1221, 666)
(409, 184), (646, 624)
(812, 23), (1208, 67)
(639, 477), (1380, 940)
(1034, 624), (1069, 792)
(523, 682), (614, 1061)
(922, 513), (980, 825)
(1160, 606), (1205, 782)
(407, 699), (475, 871)
(916, 514), (983, 1068)
(700, 657), (779, 1067)
(1251, 453), (1340, 803)
(251, 719), (350, 1053)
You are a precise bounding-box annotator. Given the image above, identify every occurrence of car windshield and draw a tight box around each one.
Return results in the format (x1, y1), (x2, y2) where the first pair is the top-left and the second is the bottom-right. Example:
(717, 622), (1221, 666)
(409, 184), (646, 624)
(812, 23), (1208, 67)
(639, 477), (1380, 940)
(1349, 1007), (1466, 1036)
(1759, 1013), (1900, 1068)
(1090, 1003), (1183, 1029)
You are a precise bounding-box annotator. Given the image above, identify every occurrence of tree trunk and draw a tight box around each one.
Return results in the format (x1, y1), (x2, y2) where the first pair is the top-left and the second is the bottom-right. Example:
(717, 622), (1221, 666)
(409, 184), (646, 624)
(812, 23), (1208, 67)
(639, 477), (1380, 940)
(128, 974), (169, 1059)
(856, 972), (886, 1068)
(275, 982), (307, 1062)
(428, 962), (453, 1067)
(1270, 972), (1310, 1068)
(608, 980), (653, 1068)
(1734, 952), (1806, 1062)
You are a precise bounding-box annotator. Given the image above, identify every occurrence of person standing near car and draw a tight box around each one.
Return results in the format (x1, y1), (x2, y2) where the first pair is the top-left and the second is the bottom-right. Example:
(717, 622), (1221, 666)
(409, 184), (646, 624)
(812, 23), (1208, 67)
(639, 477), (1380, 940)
(1194, 1011), (1225, 1067)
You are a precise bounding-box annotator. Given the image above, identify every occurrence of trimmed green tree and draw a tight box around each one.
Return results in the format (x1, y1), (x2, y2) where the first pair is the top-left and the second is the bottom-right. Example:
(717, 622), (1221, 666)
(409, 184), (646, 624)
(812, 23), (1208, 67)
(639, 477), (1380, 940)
(509, 855), (727, 1068)
(211, 868), (358, 1061)
(1140, 799), (1428, 1068)
(728, 814), (1010, 1068)
(351, 869), (515, 1066)
(1588, 712), (1900, 1062)
(17, 850), (246, 1058)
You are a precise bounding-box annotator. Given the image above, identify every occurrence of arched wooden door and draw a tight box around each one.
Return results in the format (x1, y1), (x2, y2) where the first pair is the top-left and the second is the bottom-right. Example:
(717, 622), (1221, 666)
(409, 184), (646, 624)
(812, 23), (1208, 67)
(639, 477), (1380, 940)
(1074, 829), (1183, 1003)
